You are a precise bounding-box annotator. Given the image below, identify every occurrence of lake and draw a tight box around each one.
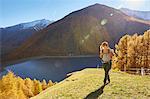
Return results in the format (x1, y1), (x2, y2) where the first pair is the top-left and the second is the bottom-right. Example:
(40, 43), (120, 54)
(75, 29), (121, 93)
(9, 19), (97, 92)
(0, 56), (102, 82)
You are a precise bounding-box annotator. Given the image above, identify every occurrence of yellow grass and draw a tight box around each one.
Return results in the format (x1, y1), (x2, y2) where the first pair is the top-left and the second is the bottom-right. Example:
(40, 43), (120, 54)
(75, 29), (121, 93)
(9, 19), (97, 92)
(31, 68), (150, 99)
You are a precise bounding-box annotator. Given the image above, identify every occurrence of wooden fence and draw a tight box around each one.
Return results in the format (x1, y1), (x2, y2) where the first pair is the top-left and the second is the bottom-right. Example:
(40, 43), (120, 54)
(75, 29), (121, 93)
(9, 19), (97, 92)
(125, 67), (150, 76)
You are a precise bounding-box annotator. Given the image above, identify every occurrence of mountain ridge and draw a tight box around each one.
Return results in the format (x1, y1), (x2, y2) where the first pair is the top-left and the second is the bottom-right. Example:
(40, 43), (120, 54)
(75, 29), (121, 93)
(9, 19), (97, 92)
(1, 19), (51, 28)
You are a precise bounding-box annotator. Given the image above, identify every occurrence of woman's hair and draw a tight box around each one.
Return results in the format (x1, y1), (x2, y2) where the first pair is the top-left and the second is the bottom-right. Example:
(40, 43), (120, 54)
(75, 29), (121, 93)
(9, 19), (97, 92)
(100, 41), (109, 51)
(101, 41), (109, 47)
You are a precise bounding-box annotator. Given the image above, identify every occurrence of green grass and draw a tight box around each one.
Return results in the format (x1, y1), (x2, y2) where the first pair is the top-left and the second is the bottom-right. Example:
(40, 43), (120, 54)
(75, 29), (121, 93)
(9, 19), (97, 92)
(31, 68), (150, 99)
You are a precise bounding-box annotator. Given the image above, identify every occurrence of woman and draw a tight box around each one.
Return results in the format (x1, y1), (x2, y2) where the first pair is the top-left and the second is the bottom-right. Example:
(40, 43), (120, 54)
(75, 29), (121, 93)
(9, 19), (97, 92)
(99, 41), (114, 85)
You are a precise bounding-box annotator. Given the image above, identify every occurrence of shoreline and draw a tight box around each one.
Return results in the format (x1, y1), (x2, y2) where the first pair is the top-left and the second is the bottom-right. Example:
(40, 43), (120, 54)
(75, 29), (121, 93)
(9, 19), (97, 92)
(1, 55), (100, 72)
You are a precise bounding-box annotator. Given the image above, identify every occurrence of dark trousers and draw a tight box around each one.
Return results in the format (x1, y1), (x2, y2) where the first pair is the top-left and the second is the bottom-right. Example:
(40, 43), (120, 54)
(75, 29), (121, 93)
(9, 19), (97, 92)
(103, 61), (111, 84)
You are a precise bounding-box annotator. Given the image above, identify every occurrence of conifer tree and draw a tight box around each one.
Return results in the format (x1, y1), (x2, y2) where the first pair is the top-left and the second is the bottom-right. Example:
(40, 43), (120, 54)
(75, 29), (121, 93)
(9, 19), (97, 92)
(112, 30), (150, 70)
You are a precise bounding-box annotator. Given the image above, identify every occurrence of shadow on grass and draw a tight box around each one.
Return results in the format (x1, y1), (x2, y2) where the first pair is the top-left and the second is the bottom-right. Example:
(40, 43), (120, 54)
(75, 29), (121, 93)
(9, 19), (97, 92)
(84, 83), (108, 99)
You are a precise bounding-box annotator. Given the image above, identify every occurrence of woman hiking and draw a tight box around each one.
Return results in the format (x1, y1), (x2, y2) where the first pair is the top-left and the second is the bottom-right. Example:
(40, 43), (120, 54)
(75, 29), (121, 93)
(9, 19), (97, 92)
(99, 41), (114, 85)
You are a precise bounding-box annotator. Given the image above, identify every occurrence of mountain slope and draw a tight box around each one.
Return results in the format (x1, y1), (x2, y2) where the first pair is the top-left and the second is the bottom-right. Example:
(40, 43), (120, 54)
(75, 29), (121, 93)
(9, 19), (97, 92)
(0, 19), (52, 57)
(3, 4), (150, 64)
(31, 68), (150, 99)
(120, 8), (150, 21)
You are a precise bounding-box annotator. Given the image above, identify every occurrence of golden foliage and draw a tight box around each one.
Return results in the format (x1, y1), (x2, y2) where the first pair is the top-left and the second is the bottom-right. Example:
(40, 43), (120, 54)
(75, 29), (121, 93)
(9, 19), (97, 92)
(112, 30), (150, 70)
(0, 71), (55, 99)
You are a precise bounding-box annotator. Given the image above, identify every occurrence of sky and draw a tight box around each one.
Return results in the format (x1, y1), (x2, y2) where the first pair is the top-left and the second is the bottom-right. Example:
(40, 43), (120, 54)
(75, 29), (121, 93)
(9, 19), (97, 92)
(0, 0), (150, 27)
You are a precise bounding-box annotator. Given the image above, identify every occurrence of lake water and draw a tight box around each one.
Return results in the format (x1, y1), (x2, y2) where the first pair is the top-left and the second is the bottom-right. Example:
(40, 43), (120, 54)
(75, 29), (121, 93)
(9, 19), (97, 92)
(0, 56), (102, 82)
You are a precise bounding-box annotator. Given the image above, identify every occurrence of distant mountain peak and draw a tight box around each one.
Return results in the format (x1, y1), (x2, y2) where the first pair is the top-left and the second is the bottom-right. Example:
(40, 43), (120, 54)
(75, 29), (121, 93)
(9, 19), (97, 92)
(3, 19), (52, 29)
(120, 8), (150, 20)
(22, 19), (51, 29)
(120, 8), (150, 12)
(1, 19), (54, 57)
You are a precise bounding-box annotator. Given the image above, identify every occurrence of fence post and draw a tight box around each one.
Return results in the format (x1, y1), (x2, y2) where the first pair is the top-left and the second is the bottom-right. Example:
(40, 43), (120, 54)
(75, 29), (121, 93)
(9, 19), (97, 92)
(124, 66), (126, 72)
(141, 67), (145, 76)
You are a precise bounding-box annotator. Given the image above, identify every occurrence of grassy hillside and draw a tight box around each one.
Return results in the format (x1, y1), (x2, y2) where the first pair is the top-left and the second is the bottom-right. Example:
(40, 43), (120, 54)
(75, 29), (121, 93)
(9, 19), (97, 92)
(31, 68), (150, 99)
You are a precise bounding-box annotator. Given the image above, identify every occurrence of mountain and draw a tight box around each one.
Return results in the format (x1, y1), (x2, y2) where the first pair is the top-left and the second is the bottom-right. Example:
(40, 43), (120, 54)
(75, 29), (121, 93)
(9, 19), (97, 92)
(0, 19), (53, 57)
(2, 4), (150, 65)
(120, 8), (150, 21)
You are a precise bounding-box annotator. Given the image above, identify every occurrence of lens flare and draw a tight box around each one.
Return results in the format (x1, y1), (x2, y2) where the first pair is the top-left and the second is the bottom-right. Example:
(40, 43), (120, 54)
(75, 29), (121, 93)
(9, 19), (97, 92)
(100, 19), (108, 25)
(84, 34), (90, 40)
(110, 13), (113, 16)
(81, 40), (84, 44)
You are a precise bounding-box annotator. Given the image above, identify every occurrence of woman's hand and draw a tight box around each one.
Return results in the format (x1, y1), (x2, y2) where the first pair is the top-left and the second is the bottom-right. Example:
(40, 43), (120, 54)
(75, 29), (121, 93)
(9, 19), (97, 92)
(109, 49), (114, 59)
